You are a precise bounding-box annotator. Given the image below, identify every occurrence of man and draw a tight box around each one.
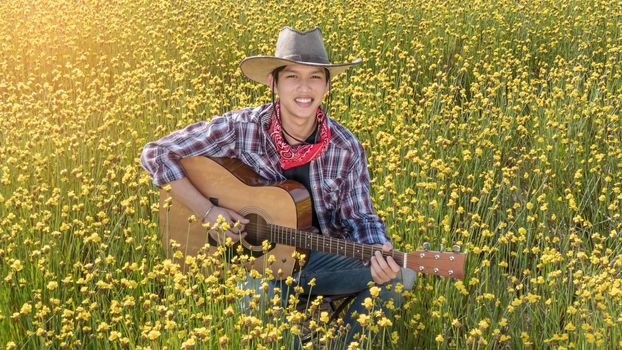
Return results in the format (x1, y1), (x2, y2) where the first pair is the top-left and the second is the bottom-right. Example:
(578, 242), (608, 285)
(141, 26), (413, 344)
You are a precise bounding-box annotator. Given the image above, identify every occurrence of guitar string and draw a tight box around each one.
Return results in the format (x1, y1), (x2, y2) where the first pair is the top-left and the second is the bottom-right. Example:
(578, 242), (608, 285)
(206, 222), (460, 273)
(217, 221), (406, 263)
(213, 222), (458, 267)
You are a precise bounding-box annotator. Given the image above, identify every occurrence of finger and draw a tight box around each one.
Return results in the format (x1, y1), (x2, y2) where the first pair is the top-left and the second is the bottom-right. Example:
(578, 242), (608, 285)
(370, 264), (379, 283)
(376, 251), (399, 280)
(386, 256), (401, 274)
(382, 242), (393, 252)
(223, 213), (243, 233)
(209, 229), (224, 245)
(208, 230), (218, 243)
(225, 230), (246, 243)
(371, 256), (389, 282)
(230, 211), (249, 224)
(229, 222), (243, 235)
(374, 250), (390, 272)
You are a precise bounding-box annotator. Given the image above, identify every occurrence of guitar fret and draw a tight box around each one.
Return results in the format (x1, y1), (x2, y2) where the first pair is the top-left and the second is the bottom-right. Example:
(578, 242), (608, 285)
(314, 233), (318, 251)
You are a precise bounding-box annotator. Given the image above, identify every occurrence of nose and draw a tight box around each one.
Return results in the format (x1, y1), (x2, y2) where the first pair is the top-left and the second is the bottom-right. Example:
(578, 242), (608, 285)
(297, 77), (312, 92)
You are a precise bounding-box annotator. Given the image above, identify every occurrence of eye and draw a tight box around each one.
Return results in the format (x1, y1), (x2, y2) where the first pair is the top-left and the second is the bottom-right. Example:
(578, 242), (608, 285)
(286, 74), (296, 78)
(312, 75), (322, 79)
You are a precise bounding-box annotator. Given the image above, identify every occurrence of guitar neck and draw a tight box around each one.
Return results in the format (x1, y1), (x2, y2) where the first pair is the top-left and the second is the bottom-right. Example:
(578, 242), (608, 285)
(267, 224), (406, 267)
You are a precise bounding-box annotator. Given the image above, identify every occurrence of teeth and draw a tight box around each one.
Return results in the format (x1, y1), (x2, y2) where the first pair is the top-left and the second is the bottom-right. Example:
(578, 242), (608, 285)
(295, 98), (312, 103)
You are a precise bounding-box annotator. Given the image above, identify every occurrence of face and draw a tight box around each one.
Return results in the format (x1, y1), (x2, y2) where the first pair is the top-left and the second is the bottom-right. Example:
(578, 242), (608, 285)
(268, 64), (330, 124)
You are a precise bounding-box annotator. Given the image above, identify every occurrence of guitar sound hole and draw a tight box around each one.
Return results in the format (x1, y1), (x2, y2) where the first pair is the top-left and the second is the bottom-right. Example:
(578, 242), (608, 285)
(243, 213), (267, 247)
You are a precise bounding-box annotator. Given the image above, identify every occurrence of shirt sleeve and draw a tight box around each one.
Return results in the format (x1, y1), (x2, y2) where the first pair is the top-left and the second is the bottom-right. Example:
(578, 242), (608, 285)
(339, 144), (390, 245)
(140, 115), (237, 187)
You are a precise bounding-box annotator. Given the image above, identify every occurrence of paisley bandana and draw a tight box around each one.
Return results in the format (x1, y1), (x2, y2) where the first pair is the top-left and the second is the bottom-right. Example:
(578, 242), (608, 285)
(269, 100), (331, 170)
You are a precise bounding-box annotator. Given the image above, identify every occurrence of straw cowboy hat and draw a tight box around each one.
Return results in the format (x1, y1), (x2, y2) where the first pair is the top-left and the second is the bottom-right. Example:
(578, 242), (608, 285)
(239, 26), (362, 86)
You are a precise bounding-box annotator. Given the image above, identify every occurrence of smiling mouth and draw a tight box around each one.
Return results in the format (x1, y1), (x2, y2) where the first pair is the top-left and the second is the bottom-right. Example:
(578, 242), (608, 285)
(294, 97), (313, 106)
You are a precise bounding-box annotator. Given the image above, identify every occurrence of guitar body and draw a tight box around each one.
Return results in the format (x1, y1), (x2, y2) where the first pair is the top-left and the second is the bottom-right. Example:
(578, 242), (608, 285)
(159, 157), (312, 277)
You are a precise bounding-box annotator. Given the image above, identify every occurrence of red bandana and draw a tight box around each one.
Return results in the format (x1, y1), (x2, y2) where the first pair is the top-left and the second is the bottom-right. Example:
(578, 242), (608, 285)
(269, 100), (331, 170)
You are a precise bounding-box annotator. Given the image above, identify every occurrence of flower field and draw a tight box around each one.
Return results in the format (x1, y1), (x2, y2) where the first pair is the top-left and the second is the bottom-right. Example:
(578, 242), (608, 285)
(1, 0), (621, 348)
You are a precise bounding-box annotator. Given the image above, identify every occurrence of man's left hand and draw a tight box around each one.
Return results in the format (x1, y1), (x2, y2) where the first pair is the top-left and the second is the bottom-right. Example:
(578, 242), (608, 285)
(370, 242), (401, 284)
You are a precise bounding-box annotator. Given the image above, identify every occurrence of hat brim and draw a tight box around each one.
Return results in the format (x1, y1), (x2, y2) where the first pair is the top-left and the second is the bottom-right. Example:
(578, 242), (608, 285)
(239, 56), (362, 86)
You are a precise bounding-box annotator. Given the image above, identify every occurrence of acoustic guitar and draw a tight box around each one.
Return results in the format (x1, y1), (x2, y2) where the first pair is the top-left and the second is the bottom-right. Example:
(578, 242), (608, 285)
(159, 157), (466, 279)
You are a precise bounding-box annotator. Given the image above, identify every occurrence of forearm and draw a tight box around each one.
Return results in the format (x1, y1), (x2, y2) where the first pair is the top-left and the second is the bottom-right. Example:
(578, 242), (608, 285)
(167, 177), (214, 219)
(140, 117), (237, 187)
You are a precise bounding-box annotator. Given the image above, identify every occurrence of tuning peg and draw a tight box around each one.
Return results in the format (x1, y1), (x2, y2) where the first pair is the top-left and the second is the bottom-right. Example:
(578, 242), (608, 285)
(452, 244), (461, 253)
(423, 242), (430, 251)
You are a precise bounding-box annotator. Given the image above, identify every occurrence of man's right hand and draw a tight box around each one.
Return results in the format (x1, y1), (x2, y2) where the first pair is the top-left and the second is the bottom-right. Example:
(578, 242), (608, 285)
(202, 206), (249, 245)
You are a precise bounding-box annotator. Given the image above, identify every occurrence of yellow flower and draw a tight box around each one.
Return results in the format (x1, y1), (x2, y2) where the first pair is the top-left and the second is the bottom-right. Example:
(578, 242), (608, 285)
(346, 341), (360, 350)
(435, 334), (444, 342)
(20, 303), (32, 315)
(479, 319), (489, 330)
(219, 335), (229, 348)
(109, 331), (121, 341)
(357, 313), (370, 327)
(224, 306), (234, 317)
(181, 337), (196, 350)
(10, 260), (23, 272)
(147, 329), (161, 340)
(47, 281), (58, 290)
(362, 297), (373, 310)
(378, 317), (393, 327)
(285, 276), (294, 286)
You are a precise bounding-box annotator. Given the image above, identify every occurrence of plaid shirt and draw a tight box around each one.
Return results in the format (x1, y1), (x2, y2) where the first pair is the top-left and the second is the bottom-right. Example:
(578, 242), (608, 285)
(140, 103), (389, 245)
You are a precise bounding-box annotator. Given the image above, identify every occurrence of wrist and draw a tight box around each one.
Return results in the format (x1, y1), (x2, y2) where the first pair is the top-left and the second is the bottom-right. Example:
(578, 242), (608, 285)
(201, 205), (215, 222)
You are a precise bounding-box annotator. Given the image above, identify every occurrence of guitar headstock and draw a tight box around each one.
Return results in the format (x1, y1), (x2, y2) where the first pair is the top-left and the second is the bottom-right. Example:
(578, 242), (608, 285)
(405, 243), (466, 279)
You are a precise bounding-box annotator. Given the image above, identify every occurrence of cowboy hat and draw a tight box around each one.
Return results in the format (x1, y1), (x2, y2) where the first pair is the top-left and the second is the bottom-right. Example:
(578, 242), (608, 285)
(239, 26), (362, 86)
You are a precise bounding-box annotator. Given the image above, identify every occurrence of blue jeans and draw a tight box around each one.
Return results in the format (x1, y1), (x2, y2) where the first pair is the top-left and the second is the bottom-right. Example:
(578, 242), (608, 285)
(260, 250), (416, 346)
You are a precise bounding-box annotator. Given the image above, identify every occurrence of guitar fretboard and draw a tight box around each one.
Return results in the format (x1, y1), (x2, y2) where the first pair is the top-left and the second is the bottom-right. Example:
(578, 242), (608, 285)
(256, 223), (406, 266)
